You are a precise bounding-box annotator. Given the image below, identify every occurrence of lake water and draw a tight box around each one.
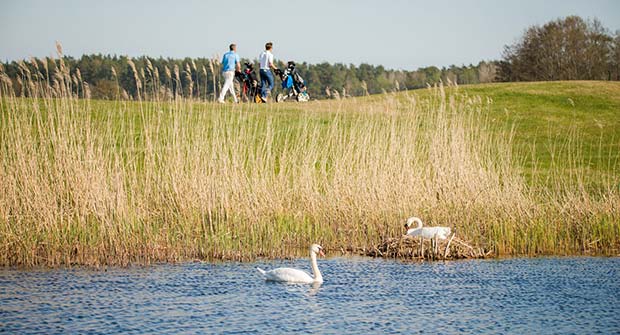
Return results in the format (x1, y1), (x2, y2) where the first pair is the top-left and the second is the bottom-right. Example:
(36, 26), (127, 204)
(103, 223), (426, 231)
(1, 257), (619, 334)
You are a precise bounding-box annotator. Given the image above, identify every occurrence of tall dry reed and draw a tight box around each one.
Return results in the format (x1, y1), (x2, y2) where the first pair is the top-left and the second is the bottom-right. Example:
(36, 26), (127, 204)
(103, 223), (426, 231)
(0, 59), (618, 267)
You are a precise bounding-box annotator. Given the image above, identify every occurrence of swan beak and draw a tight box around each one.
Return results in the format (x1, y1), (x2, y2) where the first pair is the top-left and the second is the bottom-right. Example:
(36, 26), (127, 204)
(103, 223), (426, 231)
(319, 250), (325, 257)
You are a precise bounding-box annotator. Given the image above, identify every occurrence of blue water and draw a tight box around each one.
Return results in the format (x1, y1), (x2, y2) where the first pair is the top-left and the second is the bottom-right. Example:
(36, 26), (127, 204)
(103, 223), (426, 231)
(1, 257), (619, 334)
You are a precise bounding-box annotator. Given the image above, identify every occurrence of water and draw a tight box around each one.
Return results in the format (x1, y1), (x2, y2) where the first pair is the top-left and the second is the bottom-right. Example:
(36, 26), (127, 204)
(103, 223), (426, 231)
(1, 257), (619, 334)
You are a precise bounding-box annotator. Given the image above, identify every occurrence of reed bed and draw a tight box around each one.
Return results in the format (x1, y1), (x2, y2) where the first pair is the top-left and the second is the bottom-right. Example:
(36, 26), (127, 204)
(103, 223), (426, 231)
(0, 58), (619, 267)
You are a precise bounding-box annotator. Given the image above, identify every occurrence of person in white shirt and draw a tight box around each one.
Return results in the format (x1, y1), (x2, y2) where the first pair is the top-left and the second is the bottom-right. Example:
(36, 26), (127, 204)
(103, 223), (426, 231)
(258, 42), (276, 102)
(218, 43), (241, 103)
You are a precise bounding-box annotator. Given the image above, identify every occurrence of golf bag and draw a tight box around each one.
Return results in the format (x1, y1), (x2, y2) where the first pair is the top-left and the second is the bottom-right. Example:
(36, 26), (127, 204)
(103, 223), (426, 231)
(235, 62), (262, 103)
(274, 61), (310, 102)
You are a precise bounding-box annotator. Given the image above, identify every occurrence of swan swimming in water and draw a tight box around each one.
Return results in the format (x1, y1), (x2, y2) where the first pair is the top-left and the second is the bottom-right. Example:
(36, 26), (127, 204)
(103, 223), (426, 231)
(256, 244), (324, 284)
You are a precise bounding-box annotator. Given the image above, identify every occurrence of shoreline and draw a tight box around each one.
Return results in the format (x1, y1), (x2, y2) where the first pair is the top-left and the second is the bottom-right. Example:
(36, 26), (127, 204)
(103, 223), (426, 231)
(2, 248), (619, 270)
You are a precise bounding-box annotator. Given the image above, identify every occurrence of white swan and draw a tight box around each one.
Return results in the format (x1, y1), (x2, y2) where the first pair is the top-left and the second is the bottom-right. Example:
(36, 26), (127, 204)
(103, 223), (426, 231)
(404, 217), (451, 240)
(404, 216), (452, 255)
(256, 244), (324, 284)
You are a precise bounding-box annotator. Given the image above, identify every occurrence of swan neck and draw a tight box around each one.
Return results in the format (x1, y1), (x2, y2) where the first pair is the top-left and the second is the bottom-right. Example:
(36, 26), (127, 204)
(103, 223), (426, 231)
(413, 217), (423, 229)
(310, 252), (322, 282)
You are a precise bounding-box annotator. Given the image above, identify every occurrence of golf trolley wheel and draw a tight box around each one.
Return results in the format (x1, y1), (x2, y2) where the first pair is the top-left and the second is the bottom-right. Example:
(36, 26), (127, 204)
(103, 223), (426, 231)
(275, 93), (284, 103)
(296, 92), (309, 102)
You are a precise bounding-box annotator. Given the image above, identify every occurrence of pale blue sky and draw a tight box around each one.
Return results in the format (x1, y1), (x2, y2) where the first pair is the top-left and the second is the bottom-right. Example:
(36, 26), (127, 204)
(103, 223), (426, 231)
(1, 0), (619, 70)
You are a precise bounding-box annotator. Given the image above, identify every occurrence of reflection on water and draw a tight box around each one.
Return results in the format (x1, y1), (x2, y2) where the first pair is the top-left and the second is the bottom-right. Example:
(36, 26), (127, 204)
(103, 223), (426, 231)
(1, 257), (619, 334)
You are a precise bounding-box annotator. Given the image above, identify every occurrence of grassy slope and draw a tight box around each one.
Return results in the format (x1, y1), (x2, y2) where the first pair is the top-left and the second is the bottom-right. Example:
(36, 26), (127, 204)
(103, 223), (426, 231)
(310, 80), (620, 186)
(404, 81), (620, 187)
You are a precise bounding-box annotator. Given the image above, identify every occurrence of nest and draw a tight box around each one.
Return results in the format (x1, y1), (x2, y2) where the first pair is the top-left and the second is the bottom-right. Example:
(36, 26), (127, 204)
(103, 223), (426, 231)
(363, 235), (490, 261)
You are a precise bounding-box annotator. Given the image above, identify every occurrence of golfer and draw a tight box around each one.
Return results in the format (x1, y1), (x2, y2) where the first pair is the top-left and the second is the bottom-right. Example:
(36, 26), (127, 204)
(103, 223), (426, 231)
(218, 43), (240, 103)
(259, 42), (276, 102)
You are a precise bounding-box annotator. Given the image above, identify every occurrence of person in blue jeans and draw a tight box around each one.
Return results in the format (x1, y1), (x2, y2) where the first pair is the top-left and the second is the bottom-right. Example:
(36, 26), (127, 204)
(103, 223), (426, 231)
(258, 42), (276, 102)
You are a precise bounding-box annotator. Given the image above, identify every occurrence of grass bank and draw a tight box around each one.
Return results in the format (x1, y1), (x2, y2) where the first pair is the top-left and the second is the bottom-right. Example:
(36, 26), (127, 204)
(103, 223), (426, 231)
(1, 67), (619, 266)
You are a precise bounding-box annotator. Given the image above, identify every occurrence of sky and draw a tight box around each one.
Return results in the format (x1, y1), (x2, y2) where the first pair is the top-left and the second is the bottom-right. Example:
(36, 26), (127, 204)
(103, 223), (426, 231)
(1, 0), (619, 70)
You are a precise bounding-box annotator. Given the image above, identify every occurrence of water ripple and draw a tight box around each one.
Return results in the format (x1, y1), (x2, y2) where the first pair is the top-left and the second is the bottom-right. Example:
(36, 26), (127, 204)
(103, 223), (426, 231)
(1, 257), (619, 334)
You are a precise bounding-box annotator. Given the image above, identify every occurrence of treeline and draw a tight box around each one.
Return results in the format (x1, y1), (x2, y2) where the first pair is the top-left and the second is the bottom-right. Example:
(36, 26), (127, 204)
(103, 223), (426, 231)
(1, 53), (497, 100)
(498, 16), (620, 81)
(2, 16), (618, 101)
(297, 61), (497, 98)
